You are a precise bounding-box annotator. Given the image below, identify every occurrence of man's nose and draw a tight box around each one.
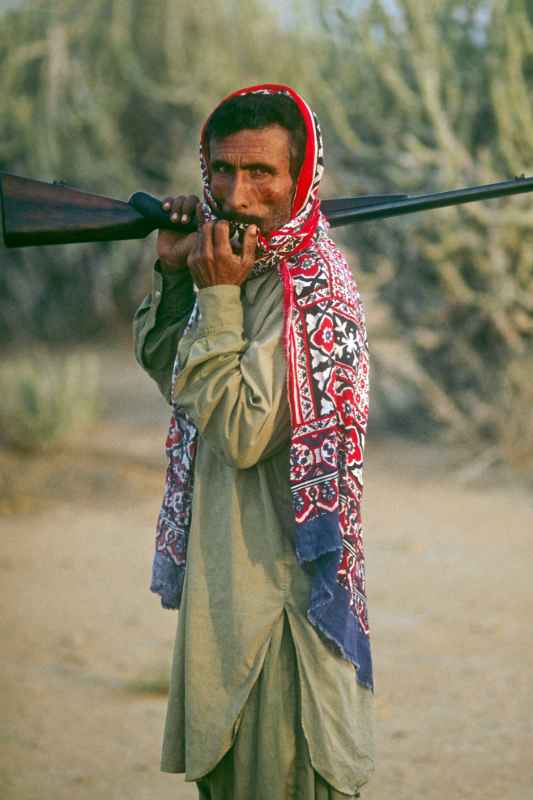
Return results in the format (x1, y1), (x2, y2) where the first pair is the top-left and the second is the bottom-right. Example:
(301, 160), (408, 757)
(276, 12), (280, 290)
(224, 172), (250, 211)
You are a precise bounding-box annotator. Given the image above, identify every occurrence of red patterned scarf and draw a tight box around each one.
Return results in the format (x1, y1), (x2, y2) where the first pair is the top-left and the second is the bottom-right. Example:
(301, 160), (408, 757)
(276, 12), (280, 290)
(151, 84), (373, 690)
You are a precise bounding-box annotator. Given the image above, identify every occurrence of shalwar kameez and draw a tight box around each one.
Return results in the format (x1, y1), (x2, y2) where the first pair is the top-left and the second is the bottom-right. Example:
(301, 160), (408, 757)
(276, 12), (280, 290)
(134, 84), (375, 798)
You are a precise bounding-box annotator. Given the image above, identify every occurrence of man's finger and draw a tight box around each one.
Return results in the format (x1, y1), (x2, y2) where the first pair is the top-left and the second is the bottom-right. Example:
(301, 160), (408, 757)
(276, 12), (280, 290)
(200, 221), (214, 264)
(213, 220), (233, 256)
(170, 195), (188, 223)
(162, 196), (180, 224)
(240, 225), (258, 269)
(182, 195), (199, 223)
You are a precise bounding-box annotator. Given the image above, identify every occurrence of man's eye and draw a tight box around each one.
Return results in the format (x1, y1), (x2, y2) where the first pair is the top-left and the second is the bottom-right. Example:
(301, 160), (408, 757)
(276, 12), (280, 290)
(213, 164), (229, 174)
(250, 168), (268, 177)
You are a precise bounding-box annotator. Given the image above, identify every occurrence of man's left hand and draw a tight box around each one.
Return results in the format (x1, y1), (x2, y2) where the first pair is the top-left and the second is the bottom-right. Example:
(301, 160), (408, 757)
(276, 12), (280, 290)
(187, 206), (257, 288)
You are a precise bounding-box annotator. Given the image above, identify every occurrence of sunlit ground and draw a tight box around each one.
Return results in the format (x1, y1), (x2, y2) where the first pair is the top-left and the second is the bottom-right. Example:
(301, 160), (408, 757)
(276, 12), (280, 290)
(1, 345), (532, 800)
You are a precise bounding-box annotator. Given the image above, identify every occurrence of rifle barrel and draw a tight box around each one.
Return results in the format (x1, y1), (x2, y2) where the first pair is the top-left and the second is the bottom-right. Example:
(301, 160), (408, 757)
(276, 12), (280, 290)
(325, 176), (533, 227)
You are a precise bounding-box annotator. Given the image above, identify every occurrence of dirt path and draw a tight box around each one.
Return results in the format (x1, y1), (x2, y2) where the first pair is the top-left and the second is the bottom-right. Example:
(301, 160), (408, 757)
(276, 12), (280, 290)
(1, 351), (532, 800)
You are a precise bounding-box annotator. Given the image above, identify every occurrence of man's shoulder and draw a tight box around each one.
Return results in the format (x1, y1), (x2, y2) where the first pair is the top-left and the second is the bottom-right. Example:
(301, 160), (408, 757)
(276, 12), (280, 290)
(288, 231), (365, 319)
(289, 228), (349, 265)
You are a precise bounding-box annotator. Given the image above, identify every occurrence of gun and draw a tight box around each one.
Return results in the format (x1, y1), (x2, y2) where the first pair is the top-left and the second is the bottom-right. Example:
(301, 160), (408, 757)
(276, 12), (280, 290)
(1, 171), (532, 248)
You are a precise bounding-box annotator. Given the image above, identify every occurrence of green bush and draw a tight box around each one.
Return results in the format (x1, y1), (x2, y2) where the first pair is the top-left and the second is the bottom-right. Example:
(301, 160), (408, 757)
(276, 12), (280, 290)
(0, 351), (100, 452)
(314, 0), (533, 464)
(0, 0), (321, 344)
(2, 0), (532, 470)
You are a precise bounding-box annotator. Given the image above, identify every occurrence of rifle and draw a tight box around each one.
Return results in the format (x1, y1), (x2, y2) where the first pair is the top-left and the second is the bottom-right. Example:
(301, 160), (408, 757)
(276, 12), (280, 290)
(1, 171), (532, 248)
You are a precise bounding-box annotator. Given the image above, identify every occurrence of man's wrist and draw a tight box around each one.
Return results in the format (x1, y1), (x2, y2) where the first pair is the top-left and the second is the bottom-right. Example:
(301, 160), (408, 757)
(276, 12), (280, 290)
(152, 260), (195, 319)
(155, 259), (193, 284)
(195, 279), (241, 288)
(158, 258), (189, 276)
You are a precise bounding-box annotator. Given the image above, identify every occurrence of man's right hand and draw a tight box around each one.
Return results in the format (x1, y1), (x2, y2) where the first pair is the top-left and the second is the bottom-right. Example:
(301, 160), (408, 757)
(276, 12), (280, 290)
(157, 194), (200, 273)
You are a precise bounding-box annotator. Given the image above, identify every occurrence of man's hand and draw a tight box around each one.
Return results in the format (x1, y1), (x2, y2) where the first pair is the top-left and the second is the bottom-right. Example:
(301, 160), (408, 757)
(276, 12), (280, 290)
(157, 194), (200, 273)
(187, 206), (257, 288)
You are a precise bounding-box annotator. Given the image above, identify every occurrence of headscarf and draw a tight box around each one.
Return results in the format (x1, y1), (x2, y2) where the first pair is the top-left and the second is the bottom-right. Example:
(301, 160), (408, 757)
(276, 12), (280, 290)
(151, 84), (373, 690)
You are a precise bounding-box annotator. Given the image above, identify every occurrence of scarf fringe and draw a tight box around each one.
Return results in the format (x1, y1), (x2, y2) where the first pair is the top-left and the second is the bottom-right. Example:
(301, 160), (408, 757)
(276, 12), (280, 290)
(150, 551), (185, 610)
(294, 508), (373, 690)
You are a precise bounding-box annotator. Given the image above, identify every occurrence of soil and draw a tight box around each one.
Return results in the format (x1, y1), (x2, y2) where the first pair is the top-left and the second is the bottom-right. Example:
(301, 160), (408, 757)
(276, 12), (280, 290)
(1, 347), (532, 800)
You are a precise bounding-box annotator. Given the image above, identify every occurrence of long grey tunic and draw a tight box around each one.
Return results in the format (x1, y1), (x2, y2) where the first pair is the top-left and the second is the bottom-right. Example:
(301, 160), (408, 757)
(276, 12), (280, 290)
(133, 264), (374, 793)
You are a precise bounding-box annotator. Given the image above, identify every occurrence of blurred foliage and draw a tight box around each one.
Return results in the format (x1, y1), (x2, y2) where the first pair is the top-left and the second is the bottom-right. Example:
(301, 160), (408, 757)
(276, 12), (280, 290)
(313, 0), (533, 462)
(0, 0), (322, 344)
(1, 0), (532, 465)
(0, 350), (100, 451)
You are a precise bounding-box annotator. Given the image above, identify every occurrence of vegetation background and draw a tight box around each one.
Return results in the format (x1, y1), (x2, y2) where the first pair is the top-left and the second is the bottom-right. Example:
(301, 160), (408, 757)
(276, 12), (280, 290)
(1, 0), (532, 464)
(1, 2), (532, 800)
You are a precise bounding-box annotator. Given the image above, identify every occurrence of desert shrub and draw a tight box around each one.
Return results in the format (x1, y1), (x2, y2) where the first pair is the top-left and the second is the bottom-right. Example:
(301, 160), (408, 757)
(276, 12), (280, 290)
(314, 0), (533, 465)
(0, 351), (100, 452)
(2, 0), (532, 470)
(0, 0), (321, 344)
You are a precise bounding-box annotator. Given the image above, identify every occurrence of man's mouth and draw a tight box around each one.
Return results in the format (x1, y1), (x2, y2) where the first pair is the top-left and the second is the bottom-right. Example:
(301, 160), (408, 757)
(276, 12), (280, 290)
(213, 205), (262, 229)
(230, 227), (249, 255)
(209, 202), (265, 243)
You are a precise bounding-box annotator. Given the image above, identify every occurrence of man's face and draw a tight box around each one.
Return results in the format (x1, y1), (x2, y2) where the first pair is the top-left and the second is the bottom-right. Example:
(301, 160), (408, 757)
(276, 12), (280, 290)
(207, 124), (295, 235)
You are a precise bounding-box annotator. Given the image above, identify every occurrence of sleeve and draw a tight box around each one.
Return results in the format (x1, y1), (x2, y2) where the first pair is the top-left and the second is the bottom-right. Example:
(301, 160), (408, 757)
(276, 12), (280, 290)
(133, 261), (196, 403)
(172, 283), (290, 470)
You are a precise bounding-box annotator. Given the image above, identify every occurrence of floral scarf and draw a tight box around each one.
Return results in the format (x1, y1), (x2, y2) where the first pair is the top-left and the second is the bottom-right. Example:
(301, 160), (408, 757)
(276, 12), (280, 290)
(150, 84), (373, 690)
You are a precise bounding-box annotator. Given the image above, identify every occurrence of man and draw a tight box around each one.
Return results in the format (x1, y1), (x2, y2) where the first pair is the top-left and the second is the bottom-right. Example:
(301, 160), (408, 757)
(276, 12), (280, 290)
(134, 84), (374, 799)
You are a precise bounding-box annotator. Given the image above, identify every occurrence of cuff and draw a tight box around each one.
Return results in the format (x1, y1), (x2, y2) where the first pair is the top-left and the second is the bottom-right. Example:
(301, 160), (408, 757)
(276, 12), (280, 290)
(197, 285), (243, 332)
(153, 260), (195, 320)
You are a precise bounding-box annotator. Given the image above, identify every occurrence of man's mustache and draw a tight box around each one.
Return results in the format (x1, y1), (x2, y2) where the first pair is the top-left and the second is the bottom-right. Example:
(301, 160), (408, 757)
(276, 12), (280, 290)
(213, 208), (263, 228)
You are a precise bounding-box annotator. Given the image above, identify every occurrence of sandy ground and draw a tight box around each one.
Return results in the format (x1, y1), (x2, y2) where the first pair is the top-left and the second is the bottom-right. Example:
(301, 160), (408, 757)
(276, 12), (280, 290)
(1, 348), (532, 800)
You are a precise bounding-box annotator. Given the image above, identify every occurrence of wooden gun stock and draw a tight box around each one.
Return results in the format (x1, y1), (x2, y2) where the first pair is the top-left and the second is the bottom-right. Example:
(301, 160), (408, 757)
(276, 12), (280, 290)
(0, 172), (196, 247)
(1, 171), (532, 249)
